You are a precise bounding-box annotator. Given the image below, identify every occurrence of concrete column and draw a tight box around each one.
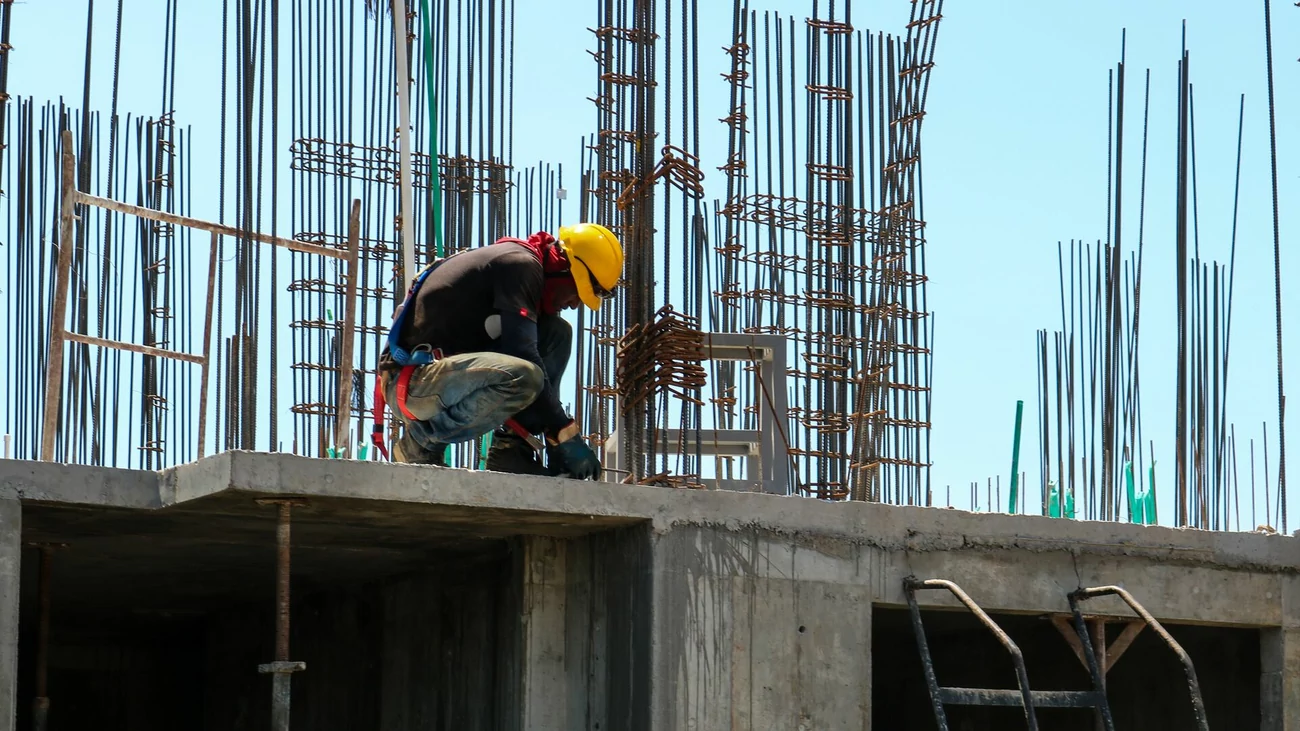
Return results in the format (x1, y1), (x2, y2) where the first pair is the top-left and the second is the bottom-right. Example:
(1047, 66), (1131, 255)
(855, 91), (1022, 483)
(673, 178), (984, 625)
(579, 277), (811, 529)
(0, 500), (19, 731)
(562, 536), (603, 728)
(1260, 628), (1300, 730)
(519, 536), (569, 731)
(1262, 575), (1300, 730)
(650, 526), (873, 730)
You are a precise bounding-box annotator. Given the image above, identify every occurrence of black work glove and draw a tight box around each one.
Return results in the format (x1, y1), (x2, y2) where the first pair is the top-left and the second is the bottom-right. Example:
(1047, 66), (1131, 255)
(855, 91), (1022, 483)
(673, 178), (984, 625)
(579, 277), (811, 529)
(546, 420), (602, 480)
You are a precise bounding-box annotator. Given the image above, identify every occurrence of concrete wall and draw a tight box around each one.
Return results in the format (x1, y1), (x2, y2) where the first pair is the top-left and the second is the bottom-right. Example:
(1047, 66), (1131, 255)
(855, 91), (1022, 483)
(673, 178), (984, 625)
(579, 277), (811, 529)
(624, 522), (1300, 731)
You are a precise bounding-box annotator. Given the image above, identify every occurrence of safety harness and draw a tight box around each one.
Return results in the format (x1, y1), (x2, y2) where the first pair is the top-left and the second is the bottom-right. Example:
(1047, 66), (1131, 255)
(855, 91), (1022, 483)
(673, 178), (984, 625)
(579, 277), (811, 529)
(370, 244), (550, 461)
(371, 260), (445, 461)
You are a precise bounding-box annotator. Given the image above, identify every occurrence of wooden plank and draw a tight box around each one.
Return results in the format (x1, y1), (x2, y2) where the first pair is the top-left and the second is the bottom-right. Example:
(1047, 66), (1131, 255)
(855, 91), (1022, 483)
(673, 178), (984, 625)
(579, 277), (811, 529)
(64, 332), (205, 365)
(77, 190), (346, 260)
(41, 131), (78, 461)
(196, 232), (219, 458)
(1105, 621), (1145, 673)
(334, 200), (361, 455)
(1050, 615), (1090, 669)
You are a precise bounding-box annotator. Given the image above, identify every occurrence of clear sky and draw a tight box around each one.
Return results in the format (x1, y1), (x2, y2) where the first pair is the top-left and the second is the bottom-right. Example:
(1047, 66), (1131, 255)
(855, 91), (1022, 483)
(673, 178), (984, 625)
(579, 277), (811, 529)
(8, 0), (1299, 529)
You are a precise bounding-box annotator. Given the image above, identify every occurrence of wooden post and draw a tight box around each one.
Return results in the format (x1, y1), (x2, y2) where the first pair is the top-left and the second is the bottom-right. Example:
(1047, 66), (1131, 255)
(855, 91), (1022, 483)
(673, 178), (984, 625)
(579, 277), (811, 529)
(41, 131), (78, 462)
(197, 232), (220, 459)
(335, 201), (361, 456)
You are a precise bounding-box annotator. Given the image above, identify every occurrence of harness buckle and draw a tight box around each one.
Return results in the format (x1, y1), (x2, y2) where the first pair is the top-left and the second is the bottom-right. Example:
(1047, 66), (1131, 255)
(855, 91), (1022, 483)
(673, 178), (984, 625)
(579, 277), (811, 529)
(410, 344), (445, 364)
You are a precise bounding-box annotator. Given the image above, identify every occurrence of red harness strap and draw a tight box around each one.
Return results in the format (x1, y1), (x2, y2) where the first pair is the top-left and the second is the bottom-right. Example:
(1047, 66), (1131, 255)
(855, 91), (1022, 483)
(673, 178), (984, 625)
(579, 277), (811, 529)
(371, 366), (419, 460)
(371, 377), (392, 461)
(394, 366), (418, 419)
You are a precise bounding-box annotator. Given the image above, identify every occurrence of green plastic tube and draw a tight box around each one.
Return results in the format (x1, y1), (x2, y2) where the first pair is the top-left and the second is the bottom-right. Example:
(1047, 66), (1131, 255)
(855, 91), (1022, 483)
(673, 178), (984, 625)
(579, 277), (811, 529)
(1146, 462), (1158, 525)
(1124, 461), (1138, 523)
(1008, 400), (1024, 513)
(419, 0), (444, 259)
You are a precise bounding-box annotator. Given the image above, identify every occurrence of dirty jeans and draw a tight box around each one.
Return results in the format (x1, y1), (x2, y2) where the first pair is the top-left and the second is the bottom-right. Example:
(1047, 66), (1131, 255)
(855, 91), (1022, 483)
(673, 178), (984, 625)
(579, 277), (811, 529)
(386, 314), (572, 462)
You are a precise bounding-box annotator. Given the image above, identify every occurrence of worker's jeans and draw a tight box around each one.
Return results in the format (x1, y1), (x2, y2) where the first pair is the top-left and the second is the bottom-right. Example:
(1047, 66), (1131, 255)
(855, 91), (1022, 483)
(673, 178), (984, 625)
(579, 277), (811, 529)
(387, 314), (572, 463)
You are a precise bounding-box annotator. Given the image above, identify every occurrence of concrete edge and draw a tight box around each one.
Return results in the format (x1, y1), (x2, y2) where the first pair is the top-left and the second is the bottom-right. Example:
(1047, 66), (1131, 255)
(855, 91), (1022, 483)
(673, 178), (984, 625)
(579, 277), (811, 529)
(221, 452), (1300, 573)
(4, 452), (1298, 574)
(0, 458), (161, 508)
(159, 451), (234, 506)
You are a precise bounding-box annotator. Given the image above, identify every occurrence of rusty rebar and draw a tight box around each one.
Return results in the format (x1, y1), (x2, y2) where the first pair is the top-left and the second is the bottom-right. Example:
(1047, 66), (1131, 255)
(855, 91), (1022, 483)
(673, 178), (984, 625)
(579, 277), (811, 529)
(617, 306), (708, 412)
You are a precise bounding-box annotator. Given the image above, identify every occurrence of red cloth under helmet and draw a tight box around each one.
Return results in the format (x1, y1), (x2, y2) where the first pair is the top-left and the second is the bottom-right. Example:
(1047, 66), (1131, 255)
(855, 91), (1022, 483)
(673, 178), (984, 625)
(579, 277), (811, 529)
(494, 231), (571, 315)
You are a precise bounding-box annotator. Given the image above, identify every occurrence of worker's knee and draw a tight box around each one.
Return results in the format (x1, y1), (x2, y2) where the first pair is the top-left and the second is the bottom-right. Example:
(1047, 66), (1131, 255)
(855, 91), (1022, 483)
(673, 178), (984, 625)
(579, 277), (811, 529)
(418, 356), (544, 444)
(512, 360), (545, 403)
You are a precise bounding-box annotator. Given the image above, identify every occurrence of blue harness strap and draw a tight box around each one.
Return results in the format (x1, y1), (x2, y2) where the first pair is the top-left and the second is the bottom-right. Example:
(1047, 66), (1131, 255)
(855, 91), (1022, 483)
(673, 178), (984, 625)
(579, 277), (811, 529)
(386, 259), (444, 366)
(372, 258), (447, 461)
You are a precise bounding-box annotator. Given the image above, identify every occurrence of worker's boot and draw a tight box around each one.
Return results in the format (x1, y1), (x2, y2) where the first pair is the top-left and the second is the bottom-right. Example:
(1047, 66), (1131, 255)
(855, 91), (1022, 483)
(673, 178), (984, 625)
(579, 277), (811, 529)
(392, 427), (449, 467)
(485, 430), (550, 476)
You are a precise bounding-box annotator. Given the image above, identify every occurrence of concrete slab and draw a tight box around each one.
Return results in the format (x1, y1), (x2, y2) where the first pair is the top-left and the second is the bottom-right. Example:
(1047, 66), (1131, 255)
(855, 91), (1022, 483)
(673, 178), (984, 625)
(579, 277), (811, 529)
(6, 451), (1298, 630)
(4, 452), (1296, 576)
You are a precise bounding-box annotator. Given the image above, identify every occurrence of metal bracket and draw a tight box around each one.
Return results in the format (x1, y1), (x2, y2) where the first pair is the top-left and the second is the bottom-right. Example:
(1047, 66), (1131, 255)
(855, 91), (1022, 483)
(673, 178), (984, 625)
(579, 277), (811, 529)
(258, 661), (307, 674)
(1049, 614), (1144, 676)
(254, 498), (310, 508)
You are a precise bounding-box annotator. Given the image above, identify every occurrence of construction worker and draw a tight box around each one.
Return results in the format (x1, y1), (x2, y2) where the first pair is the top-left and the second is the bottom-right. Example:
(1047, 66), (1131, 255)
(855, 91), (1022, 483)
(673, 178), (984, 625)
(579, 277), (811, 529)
(374, 223), (622, 479)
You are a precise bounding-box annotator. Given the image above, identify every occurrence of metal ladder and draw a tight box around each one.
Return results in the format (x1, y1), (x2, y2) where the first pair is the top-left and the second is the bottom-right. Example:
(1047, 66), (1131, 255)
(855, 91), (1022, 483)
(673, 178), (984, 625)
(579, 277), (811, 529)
(904, 577), (1116, 731)
(1070, 585), (1210, 731)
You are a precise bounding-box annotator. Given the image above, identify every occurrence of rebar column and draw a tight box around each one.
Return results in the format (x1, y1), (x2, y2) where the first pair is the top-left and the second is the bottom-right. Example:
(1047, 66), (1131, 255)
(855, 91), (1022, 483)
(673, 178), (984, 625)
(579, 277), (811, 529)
(256, 499), (306, 731)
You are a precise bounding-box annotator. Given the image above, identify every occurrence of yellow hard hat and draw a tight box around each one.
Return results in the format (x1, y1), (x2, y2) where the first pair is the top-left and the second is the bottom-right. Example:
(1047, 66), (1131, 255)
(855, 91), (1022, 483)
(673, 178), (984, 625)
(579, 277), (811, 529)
(557, 223), (624, 311)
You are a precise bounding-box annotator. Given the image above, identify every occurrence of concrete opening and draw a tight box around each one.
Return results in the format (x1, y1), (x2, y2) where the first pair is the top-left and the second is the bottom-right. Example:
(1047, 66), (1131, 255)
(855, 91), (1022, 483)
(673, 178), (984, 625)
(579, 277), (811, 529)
(15, 495), (527, 731)
(872, 606), (1261, 730)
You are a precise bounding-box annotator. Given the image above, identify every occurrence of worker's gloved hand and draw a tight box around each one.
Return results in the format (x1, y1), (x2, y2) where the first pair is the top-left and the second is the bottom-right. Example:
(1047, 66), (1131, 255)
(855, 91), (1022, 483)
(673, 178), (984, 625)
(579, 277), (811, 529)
(546, 420), (602, 480)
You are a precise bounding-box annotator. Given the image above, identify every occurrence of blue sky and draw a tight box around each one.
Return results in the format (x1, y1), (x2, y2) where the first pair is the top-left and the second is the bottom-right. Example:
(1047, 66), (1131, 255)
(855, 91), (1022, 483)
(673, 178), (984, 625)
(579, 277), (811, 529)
(9, 1), (1299, 528)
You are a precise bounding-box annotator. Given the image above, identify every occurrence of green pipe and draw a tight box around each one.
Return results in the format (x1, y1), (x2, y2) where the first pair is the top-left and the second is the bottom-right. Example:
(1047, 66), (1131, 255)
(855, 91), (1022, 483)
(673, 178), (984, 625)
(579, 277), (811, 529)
(419, 0), (444, 259)
(418, 0), (451, 466)
(478, 433), (493, 471)
(1008, 400), (1024, 513)
(1124, 460), (1137, 523)
(1146, 461), (1158, 525)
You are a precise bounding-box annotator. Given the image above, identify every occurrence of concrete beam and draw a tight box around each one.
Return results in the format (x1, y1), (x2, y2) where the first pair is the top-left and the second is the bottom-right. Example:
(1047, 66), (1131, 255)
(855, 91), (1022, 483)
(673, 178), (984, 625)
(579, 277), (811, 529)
(882, 547), (1288, 625)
